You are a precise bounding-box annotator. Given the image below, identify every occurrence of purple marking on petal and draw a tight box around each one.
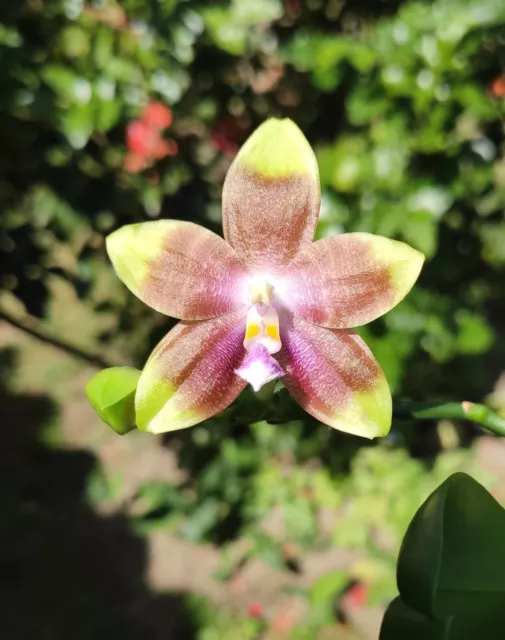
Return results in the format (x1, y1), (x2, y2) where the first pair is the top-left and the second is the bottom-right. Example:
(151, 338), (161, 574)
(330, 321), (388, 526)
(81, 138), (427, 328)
(234, 344), (285, 392)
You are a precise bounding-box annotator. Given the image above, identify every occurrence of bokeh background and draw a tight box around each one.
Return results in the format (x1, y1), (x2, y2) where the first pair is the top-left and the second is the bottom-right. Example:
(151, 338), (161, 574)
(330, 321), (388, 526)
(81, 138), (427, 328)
(2, 0), (505, 638)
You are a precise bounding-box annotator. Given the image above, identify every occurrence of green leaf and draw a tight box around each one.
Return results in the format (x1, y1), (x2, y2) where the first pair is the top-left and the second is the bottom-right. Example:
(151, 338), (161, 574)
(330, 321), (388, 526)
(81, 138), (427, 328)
(380, 597), (451, 640)
(310, 571), (348, 604)
(202, 0), (282, 56)
(94, 97), (122, 132)
(60, 104), (94, 149)
(454, 310), (494, 355)
(397, 473), (505, 619)
(86, 366), (141, 435)
(232, 0), (283, 25)
(249, 532), (286, 570)
(42, 65), (84, 102)
(130, 481), (189, 534)
(402, 212), (438, 258)
(381, 595), (505, 640)
(181, 498), (221, 542)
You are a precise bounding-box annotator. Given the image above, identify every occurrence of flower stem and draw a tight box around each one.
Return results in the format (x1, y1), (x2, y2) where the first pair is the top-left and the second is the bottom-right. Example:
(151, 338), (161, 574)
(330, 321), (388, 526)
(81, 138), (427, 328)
(252, 390), (505, 438)
(393, 400), (505, 438)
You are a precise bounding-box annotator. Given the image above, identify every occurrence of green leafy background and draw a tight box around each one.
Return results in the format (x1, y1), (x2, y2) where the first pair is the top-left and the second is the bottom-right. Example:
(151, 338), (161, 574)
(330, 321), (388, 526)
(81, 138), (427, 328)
(2, 0), (505, 638)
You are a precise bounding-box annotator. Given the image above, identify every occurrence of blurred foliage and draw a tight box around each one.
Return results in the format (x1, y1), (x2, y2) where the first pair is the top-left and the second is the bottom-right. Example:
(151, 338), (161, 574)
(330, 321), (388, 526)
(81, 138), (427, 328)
(3, 0), (505, 636)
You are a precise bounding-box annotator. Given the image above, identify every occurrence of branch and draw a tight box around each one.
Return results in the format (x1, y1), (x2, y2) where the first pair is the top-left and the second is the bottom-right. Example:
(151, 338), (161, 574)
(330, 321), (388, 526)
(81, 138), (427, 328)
(0, 309), (116, 370)
(393, 400), (505, 438)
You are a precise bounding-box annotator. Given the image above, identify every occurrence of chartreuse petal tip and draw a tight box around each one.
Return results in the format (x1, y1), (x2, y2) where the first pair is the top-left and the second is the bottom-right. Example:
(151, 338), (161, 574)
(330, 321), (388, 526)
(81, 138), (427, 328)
(134, 311), (247, 434)
(135, 372), (222, 434)
(106, 222), (166, 299)
(106, 220), (249, 321)
(332, 372), (392, 439)
(135, 375), (177, 433)
(367, 233), (425, 307)
(86, 366), (141, 435)
(236, 117), (319, 179)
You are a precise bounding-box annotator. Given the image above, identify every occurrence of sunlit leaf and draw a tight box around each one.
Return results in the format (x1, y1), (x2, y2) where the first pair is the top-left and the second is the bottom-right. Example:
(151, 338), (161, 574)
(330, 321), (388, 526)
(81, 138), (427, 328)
(398, 473), (505, 618)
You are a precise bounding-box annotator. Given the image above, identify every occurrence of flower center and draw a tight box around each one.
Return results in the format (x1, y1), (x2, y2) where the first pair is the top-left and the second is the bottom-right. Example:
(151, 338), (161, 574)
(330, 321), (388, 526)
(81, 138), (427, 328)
(234, 278), (285, 391)
(244, 280), (281, 354)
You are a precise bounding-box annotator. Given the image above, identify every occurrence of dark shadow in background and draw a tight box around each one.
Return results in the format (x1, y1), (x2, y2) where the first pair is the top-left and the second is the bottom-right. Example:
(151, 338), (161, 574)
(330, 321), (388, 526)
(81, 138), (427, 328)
(0, 347), (197, 640)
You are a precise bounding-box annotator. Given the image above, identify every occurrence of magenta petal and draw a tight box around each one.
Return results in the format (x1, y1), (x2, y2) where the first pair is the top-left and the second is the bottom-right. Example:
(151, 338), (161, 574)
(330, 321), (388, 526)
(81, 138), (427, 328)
(135, 309), (248, 433)
(235, 344), (285, 392)
(277, 315), (391, 438)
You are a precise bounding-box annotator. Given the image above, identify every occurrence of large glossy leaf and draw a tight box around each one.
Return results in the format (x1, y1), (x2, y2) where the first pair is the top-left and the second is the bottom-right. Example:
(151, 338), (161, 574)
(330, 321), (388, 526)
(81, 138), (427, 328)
(86, 366), (141, 435)
(380, 474), (505, 639)
(381, 595), (505, 640)
(397, 473), (505, 619)
(380, 597), (450, 640)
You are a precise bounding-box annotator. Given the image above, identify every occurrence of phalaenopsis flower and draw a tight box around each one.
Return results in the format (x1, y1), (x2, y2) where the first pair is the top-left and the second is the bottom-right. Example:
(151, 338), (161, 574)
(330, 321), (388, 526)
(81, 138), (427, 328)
(108, 119), (423, 437)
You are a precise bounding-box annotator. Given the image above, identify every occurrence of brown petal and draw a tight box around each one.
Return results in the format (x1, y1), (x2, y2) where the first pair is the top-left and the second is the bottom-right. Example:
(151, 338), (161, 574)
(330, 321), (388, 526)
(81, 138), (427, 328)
(107, 220), (249, 320)
(278, 232), (424, 328)
(222, 118), (320, 276)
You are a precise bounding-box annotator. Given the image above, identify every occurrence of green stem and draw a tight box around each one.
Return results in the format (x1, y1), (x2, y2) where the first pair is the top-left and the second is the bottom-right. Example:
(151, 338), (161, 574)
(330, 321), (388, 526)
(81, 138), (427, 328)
(393, 400), (505, 438)
(245, 390), (505, 438)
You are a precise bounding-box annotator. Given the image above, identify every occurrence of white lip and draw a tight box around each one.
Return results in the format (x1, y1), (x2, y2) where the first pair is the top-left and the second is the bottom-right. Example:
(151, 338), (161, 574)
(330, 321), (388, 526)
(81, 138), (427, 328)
(234, 345), (285, 392)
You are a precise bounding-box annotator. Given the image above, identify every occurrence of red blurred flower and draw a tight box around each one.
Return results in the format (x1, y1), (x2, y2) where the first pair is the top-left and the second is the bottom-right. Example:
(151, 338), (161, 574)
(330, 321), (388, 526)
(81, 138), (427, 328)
(124, 139), (178, 173)
(342, 581), (367, 609)
(123, 153), (148, 174)
(126, 120), (161, 158)
(124, 100), (177, 173)
(489, 75), (505, 98)
(151, 139), (178, 159)
(142, 101), (173, 130)
(248, 601), (264, 619)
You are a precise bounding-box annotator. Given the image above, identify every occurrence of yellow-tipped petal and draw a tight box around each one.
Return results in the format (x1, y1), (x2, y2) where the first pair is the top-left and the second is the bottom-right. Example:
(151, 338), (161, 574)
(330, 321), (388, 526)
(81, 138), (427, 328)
(106, 221), (165, 293)
(106, 220), (248, 321)
(222, 118), (321, 275)
(279, 232), (425, 328)
(234, 118), (319, 179)
(369, 234), (425, 303)
(135, 310), (247, 434)
(278, 317), (392, 439)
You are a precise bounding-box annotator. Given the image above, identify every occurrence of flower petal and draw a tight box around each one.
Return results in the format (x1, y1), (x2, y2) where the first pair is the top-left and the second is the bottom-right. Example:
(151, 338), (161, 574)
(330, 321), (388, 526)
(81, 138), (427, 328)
(277, 315), (391, 438)
(222, 118), (320, 275)
(278, 233), (424, 328)
(106, 220), (249, 320)
(135, 310), (247, 433)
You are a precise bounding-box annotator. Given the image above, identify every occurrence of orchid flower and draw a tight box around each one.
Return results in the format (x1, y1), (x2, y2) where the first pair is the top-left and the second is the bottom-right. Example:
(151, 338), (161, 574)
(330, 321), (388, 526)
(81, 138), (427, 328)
(107, 119), (424, 438)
